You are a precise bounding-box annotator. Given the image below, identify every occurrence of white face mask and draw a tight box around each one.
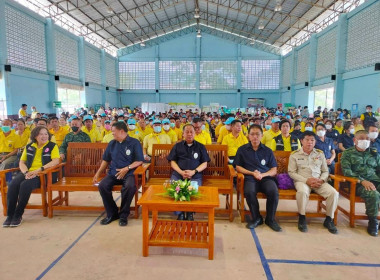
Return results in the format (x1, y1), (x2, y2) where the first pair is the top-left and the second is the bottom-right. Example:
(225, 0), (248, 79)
(366, 109), (371, 113)
(201, 124), (205, 130)
(249, 122), (254, 126)
(317, 130), (326, 137)
(305, 127), (313, 131)
(369, 132), (379, 140)
(128, 125), (135, 130)
(357, 140), (370, 150)
(325, 124), (332, 130)
(349, 128), (355, 134)
(163, 125), (170, 131)
(170, 123), (175, 128)
(225, 125), (231, 130)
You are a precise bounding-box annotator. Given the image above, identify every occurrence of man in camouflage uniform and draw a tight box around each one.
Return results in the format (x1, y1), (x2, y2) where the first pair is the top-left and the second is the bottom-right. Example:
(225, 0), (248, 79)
(288, 130), (339, 234)
(341, 130), (380, 236)
(59, 117), (91, 161)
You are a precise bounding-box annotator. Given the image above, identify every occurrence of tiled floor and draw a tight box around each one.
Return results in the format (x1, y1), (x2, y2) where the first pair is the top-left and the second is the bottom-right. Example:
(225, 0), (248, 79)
(1, 192), (380, 280)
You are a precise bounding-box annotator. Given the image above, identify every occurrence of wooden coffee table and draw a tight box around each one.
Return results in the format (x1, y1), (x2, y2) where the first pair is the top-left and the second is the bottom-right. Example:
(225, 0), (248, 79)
(137, 185), (219, 260)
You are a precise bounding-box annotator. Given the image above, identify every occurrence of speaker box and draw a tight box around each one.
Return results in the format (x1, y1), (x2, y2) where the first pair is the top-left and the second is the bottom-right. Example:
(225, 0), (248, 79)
(331, 75), (336, 80)
(287, 86), (290, 90)
(106, 86), (109, 90)
(305, 82), (309, 87)
(85, 82), (89, 86)
(237, 89), (241, 93)
(54, 75), (59, 81)
(4, 65), (11, 72)
(117, 88), (123, 92)
(155, 89), (159, 93)
(375, 63), (380, 71)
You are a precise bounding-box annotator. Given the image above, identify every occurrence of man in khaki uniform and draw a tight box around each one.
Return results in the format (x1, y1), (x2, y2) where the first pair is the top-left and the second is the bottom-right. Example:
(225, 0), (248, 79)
(288, 130), (338, 234)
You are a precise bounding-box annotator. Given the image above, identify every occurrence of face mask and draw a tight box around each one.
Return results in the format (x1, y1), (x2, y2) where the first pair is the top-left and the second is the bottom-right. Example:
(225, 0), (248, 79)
(225, 125), (231, 130)
(128, 125), (136, 130)
(163, 125), (170, 131)
(265, 125), (271, 130)
(145, 121), (149, 125)
(105, 124), (111, 130)
(154, 126), (162, 133)
(369, 132), (379, 140)
(357, 140), (370, 150)
(305, 127), (313, 131)
(317, 130), (326, 137)
(366, 109), (371, 113)
(325, 124), (332, 130)
(349, 128), (355, 134)
(214, 119), (218, 122)
(1, 126), (10, 133)
(97, 118), (101, 121)
(12, 124), (17, 129)
(201, 125), (205, 130)
(170, 123), (175, 128)
(249, 122), (254, 126)
(71, 126), (79, 132)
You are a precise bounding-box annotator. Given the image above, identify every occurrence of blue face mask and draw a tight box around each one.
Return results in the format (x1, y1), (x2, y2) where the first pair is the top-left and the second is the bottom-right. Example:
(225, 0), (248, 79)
(154, 126), (162, 133)
(1, 126), (11, 133)
(265, 125), (271, 130)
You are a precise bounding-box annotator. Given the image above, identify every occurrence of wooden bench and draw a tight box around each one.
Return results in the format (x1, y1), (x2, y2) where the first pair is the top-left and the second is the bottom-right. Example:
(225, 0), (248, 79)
(236, 151), (338, 224)
(45, 142), (140, 218)
(0, 167), (62, 217)
(331, 155), (380, 227)
(136, 144), (236, 221)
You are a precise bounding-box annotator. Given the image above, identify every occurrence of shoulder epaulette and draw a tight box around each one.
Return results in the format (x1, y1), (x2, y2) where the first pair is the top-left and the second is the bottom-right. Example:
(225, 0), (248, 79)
(315, 149), (324, 153)
(291, 148), (301, 155)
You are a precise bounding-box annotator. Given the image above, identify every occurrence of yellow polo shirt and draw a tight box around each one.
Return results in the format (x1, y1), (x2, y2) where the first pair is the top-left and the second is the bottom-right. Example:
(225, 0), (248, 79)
(18, 108), (27, 118)
(242, 125), (248, 136)
(102, 133), (114, 143)
(174, 127), (183, 141)
(194, 130), (212, 145)
(215, 123), (223, 138)
(16, 128), (31, 148)
(138, 126), (153, 141)
(21, 142), (59, 171)
(128, 130), (143, 142)
(270, 135), (301, 151)
(143, 132), (171, 156)
(261, 129), (281, 148)
(49, 127), (69, 147)
(0, 130), (22, 152)
(217, 126), (229, 143)
(222, 133), (248, 157)
(82, 127), (102, 143)
(163, 129), (178, 143)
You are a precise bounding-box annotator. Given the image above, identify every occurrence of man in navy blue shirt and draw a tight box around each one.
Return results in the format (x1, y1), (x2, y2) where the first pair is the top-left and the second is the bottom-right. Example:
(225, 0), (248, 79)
(235, 124), (282, 232)
(93, 122), (143, 226)
(315, 123), (336, 174)
(367, 123), (380, 154)
(167, 124), (210, 220)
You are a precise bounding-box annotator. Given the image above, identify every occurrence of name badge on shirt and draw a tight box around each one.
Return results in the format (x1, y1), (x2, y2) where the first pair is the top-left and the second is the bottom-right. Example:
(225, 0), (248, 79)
(261, 159), (266, 165)
(194, 152), (198, 159)
(126, 149), (131, 156)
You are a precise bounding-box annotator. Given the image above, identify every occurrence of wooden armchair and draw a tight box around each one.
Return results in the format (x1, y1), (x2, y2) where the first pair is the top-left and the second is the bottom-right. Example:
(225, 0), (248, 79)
(331, 155), (380, 227)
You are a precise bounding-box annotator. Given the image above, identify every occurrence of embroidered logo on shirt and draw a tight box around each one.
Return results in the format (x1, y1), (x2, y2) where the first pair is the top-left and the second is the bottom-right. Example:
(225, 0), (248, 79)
(194, 152), (198, 159)
(261, 159), (266, 165)
(126, 149), (131, 156)
(44, 148), (50, 152)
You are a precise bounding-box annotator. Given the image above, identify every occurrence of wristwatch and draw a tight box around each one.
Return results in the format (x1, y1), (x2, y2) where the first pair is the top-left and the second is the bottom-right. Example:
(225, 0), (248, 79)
(128, 165), (131, 170)
(194, 169), (199, 174)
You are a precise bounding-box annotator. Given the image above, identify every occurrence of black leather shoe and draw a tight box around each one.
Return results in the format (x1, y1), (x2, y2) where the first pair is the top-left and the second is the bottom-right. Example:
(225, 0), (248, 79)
(177, 212), (185, 220)
(367, 218), (378, 237)
(100, 215), (119, 225)
(323, 217), (338, 234)
(298, 215), (308, 233)
(119, 218), (128, 227)
(186, 212), (194, 221)
(246, 216), (263, 229)
(2, 216), (12, 228)
(265, 220), (282, 232)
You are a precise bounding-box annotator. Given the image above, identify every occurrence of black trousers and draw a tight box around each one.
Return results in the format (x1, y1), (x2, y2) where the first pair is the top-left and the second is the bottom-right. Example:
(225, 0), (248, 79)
(244, 178), (279, 222)
(98, 174), (136, 219)
(7, 173), (41, 218)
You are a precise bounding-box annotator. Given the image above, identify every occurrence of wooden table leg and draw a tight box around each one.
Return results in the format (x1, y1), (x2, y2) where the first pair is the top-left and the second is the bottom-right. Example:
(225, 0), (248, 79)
(208, 208), (215, 260)
(142, 206), (149, 257)
(152, 210), (158, 225)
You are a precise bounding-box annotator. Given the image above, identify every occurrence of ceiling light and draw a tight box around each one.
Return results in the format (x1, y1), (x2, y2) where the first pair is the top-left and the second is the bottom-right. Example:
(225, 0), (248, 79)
(196, 30), (202, 38)
(140, 41), (145, 47)
(258, 21), (265, 30)
(194, 8), (200, 18)
(106, 6), (113, 14)
(126, 26), (132, 33)
(274, 1), (282, 12)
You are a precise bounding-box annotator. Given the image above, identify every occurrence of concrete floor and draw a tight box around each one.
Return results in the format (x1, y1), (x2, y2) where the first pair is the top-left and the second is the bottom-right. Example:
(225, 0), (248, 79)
(1, 192), (380, 280)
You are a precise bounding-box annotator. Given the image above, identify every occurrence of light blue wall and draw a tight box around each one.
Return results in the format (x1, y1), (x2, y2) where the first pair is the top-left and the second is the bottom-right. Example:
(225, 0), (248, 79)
(85, 87), (103, 107)
(294, 88), (309, 108)
(119, 32), (281, 108)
